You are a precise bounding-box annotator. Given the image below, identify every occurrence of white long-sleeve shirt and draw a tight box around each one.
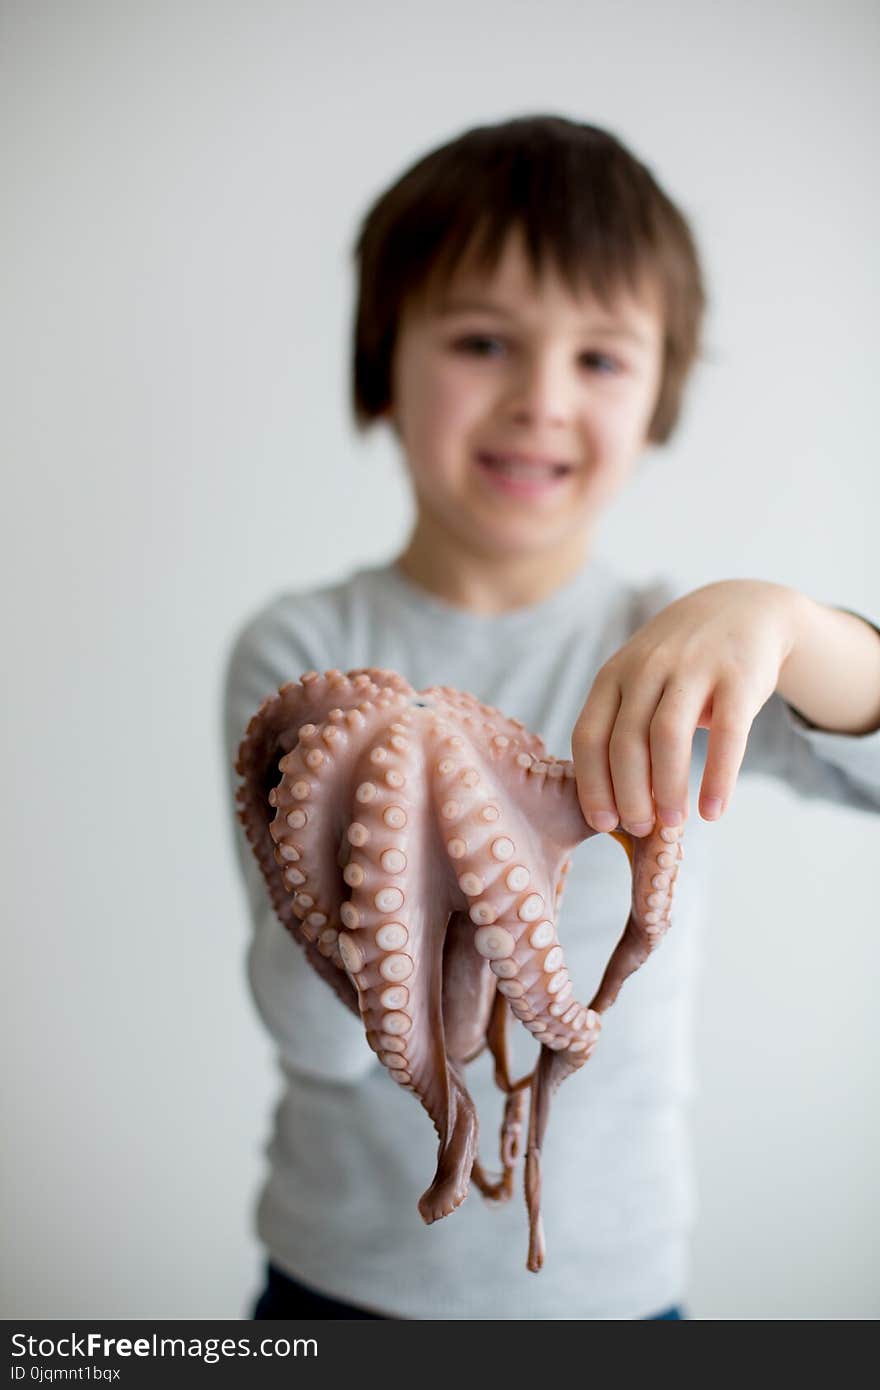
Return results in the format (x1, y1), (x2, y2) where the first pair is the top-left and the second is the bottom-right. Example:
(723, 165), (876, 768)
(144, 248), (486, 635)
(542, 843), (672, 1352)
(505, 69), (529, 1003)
(222, 555), (880, 1319)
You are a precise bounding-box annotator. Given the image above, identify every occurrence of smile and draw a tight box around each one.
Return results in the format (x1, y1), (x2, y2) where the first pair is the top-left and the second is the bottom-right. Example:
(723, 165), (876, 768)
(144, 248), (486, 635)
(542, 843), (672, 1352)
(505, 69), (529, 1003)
(475, 451), (575, 498)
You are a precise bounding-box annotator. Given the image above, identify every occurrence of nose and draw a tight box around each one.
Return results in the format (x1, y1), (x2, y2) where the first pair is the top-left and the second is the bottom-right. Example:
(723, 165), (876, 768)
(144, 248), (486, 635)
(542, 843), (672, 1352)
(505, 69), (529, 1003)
(504, 348), (573, 430)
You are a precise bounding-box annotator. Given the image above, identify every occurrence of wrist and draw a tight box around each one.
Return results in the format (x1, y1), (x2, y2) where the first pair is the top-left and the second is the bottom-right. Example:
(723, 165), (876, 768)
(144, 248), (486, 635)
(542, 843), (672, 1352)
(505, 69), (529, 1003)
(778, 586), (819, 679)
(776, 595), (880, 734)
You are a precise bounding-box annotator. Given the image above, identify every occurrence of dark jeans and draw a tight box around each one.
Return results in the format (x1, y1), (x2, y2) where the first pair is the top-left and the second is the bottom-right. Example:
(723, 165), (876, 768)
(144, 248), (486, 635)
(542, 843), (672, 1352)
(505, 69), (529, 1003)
(251, 1261), (685, 1320)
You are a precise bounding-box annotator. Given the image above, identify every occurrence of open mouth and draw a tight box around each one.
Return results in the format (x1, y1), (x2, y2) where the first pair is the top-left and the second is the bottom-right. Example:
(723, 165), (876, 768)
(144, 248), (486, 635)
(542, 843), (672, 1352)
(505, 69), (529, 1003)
(475, 451), (575, 496)
(478, 455), (572, 483)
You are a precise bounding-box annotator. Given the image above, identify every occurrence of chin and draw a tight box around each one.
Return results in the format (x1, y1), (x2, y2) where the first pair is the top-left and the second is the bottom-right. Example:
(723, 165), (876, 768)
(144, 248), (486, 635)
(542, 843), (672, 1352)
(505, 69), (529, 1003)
(468, 520), (571, 560)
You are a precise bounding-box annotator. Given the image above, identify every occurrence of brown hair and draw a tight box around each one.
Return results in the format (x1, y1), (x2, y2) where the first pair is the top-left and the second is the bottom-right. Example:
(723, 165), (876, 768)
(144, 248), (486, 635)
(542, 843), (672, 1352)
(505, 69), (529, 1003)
(351, 114), (706, 444)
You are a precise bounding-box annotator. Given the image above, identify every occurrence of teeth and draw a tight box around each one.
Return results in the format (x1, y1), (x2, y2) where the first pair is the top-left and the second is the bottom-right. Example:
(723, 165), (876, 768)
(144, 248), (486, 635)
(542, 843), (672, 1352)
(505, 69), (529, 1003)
(484, 456), (566, 479)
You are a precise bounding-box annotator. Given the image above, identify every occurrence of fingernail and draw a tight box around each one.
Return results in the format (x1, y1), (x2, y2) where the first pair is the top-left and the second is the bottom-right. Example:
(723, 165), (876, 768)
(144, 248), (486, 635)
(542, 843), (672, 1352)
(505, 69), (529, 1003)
(627, 820), (654, 837)
(588, 811), (619, 832)
(658, 807), (682, 827)
(702, 797), (723, 820)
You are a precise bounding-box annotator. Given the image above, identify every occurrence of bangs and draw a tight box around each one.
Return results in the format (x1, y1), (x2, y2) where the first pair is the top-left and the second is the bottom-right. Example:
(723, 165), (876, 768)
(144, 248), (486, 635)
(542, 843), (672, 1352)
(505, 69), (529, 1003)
(419, 129), (661, 312)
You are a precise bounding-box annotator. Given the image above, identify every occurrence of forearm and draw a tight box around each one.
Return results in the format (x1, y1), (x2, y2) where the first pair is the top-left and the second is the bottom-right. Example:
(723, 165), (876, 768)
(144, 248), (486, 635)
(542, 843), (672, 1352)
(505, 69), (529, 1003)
(777, 593), (880, 735)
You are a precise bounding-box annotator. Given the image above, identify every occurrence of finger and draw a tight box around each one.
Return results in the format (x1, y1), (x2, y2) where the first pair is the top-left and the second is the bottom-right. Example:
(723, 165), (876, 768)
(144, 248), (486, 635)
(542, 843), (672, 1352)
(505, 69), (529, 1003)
(571, 674), (622, 831)
(607, 681), (665, 836)
(648, 677), (714, 827)
(699, 682), (753, 819)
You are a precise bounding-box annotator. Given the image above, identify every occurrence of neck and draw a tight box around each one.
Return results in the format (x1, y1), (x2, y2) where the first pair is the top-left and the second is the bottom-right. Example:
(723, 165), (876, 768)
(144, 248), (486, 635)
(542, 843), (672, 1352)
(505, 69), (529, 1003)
(394, 515), (592, 616)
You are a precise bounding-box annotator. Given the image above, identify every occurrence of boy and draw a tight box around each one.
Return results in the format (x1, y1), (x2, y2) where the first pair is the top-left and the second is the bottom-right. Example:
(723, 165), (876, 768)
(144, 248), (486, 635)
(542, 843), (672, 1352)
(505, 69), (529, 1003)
(223, 114), (880, 1319)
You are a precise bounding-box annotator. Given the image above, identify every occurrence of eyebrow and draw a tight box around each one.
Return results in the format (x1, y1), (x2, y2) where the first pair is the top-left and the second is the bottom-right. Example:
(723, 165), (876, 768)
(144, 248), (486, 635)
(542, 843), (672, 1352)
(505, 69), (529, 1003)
(435, 298), (652, 346)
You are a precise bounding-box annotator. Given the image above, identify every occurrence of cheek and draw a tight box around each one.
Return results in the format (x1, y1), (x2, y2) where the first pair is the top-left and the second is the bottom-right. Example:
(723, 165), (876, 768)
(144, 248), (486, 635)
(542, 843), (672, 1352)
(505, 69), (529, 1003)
(597, 390), (653, 458)
(403, 362), (486, 462)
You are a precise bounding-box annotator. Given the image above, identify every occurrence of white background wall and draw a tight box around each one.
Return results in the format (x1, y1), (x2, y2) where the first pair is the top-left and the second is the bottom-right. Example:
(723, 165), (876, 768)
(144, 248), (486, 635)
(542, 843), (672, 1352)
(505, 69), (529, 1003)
(2, 0), (877, 1320)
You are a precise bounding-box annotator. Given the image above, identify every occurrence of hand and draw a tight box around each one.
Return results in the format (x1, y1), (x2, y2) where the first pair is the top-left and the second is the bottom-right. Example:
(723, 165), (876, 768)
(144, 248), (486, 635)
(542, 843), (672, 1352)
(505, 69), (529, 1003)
(571, 579), (803, 834)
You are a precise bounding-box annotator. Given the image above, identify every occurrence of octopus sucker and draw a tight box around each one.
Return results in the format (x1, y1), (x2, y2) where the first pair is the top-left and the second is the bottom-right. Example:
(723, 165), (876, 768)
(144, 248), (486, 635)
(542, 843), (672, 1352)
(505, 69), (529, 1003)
(235, 668), (683, 1271)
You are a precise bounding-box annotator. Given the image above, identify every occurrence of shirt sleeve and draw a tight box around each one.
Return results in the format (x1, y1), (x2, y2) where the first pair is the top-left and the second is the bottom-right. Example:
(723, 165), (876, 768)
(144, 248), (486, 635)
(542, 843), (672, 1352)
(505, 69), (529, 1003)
(220, 596), (379, 1084)
(739, 608), (880, 814)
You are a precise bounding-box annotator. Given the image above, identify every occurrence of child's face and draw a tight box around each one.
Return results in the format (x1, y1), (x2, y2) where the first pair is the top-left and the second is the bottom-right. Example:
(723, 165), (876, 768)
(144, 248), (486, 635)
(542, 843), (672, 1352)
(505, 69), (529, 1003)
(386, 224), (664, 569)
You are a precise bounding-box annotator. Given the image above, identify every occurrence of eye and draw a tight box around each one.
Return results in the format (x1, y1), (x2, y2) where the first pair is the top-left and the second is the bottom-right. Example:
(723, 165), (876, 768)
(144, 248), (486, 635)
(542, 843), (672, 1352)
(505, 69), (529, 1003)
(580, 350), (621, 374)
(452, 334), (505, 357)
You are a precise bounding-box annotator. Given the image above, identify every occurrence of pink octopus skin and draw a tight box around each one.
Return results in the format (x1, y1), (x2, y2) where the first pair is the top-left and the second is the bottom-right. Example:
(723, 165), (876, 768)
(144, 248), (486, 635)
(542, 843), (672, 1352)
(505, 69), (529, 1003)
(234, 667), (683, 1272)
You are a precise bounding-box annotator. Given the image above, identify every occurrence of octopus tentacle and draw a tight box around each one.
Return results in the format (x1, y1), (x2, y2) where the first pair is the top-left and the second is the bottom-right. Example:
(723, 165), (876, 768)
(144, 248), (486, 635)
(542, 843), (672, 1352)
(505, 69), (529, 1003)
(524, 1046), (559, 1272)
(467, 898), (602, 1063)
(440, 727), (597, 855)
(470, 992), (530, 1203)
(237, 669), (417, 1009)
(428, 752), (599, 1065)
(420, 685), (593, 852)
(439, 912), (512, 1199)
(588, 824), (683, 1013)
(506, 821), (682, 1261)
(336, 722), (482, 1221)
(263, 721), (387, 1006)
(440, 910), (498, 1065)
(235, 677), (361, 1010)
(421, 685), (548, 761)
